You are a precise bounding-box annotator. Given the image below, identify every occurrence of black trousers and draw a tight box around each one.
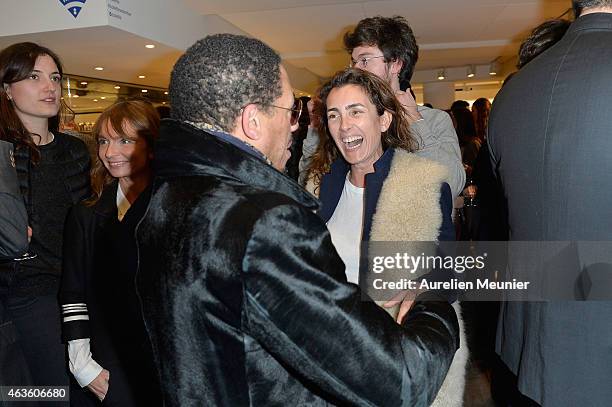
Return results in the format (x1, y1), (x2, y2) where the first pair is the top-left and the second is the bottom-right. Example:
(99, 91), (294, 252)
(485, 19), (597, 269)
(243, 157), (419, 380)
(5, 293), (69, 406)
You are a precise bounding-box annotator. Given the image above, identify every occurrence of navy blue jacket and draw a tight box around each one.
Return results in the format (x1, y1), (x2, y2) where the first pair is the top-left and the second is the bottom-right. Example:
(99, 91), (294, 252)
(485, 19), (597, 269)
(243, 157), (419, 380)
(318, 148), (454, 242)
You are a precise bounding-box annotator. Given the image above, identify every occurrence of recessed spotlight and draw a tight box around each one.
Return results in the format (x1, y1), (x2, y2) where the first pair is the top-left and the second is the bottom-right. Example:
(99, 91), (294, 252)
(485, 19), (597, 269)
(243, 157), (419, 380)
(100, 96), (106, 100)
(138, 75), (146, 79)
(114, 85), (121, 89)
(141, 89), (148, 93)
(73, 94), (79, 98)
(145, 44), (155, 49)
(80, 81), (88, 85)
(437, 68), (446, 80)
(489, 60), (500, 76)
(94, 67), (104, 71)
(467, 65), (475, 78)
(93, 99), (98, 102)
(162, 102), (166, 105)
(164, 91), (168, 95)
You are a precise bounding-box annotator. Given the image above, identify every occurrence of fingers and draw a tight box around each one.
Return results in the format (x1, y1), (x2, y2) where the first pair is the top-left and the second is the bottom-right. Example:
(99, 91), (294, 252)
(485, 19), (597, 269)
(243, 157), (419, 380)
(383, 289), (409, 307)
(383, 299), (401, 308)
(87, 369), (110, 401)
(396, 299), (415, 324)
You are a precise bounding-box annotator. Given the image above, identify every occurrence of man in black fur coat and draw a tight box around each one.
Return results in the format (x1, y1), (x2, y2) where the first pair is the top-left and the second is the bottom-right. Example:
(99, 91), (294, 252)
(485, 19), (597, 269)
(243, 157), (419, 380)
(135, 33), (459, 407)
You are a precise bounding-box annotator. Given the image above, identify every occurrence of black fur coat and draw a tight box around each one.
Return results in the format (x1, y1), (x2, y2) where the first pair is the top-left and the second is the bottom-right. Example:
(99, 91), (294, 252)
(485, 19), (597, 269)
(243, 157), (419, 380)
(136, 120), (459, 406)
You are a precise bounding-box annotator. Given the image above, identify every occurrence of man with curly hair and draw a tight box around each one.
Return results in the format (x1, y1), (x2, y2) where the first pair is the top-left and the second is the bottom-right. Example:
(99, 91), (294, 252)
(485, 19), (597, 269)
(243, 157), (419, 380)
(343, 16), (465, 199)
(135, 33), (460, 406)
(300, 16), (464, 197)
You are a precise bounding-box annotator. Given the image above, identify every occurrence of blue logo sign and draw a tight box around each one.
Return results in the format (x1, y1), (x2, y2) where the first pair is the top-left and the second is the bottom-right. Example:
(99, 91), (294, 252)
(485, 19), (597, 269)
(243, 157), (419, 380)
(59, 0), (87, 18)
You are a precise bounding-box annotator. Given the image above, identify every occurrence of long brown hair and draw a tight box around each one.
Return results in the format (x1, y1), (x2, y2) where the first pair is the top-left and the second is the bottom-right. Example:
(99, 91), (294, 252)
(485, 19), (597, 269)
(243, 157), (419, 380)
(0, 42), (64, 162)
(307, 68), (417, 188)
(471, 97), (491, 142)
(88, 99), (160, 205)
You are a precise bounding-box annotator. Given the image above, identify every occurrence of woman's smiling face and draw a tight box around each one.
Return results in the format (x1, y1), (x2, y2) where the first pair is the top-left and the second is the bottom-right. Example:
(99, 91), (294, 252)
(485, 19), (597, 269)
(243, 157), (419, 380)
(325, 84), (391, 170)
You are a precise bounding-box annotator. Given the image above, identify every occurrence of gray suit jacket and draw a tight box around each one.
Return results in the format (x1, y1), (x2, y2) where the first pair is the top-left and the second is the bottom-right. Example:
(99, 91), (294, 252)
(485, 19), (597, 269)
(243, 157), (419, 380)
(488, 13), (612, 406)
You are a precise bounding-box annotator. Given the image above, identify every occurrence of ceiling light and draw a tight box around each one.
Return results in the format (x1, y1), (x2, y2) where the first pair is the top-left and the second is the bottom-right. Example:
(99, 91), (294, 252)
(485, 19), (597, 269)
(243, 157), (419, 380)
(93, 99), (98, 102)
(100, 96), (106, 100)
(489, 60), (501, 76)
(467, 65), (475, 78)
(164, 91), (168, 95)
(80, 81), (88, 85)
(145, 44), (155, 49)
(437, 68), (446, 80)
(114, 85), (121, 89)
(94, 67), (104, 71)
(162, 102), (166, 105)
(138, 75), (146, 79)
(73, 94), (79, 98)
(141, 89), (148, 93)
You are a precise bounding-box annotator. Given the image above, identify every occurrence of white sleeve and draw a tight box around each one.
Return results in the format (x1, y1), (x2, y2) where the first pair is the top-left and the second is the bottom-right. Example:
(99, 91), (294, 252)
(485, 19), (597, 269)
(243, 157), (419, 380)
(68, 338), (104, 387)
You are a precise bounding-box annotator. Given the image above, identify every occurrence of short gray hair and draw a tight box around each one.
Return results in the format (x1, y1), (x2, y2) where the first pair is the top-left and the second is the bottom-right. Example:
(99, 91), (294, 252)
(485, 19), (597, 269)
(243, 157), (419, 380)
(169, 34), (282, 132)
(573, 0), (612, 16)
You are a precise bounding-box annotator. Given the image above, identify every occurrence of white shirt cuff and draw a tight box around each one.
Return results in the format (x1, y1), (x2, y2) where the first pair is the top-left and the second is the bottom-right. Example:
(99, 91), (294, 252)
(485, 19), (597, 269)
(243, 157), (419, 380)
(68, 338), (104, 387)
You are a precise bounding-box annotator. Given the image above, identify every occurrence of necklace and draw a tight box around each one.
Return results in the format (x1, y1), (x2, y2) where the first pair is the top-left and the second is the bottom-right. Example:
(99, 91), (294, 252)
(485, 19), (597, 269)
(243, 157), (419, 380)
(34, 131), (55, 146)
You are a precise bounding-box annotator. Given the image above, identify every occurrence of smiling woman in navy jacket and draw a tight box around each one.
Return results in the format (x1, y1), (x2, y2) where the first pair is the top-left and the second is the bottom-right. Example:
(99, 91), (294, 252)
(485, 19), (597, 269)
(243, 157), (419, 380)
(306, 68), (468, 407)
(60, 99), (160, 406)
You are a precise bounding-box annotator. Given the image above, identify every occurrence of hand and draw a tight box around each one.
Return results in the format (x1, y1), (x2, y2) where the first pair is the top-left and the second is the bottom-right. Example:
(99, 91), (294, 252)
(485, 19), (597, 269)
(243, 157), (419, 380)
(87, 369), (110, 401)
(27, 226), (32, 243)
(394, 90), (422, 123)
(383, 288), (422, 324)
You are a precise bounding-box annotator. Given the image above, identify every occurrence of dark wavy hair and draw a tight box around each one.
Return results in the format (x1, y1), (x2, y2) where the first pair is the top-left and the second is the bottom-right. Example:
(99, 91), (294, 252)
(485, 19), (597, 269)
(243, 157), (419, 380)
(344, 16), (419, 91)
(308, 68), (417, 189)
(169, 34), (282, 132)
(87, 99), (159, 205)
(0, 42), (64, 162)
(518, 19), (571, 69)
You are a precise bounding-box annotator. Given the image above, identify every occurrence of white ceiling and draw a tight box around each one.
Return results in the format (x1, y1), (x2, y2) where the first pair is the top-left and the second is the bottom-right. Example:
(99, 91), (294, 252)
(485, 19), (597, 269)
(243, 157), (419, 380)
(0, 0), (572, 93)
(211, 0), (571, 79)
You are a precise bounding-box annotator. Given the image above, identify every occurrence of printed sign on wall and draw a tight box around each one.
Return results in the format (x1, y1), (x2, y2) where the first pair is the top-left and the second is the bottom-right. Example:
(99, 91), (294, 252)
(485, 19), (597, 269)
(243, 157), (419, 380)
(58, 0), (87, 18)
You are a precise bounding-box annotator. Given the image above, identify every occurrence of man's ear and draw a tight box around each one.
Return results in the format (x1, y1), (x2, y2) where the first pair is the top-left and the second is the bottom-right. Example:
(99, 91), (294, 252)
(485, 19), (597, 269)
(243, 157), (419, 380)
(380, 110), (392, 132)
(389, 58), (403, 77)
(241, 104), (262, 142)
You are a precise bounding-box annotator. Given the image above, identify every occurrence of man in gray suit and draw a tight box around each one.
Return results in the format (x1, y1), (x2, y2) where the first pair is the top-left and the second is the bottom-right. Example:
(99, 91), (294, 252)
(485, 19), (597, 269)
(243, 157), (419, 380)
(488, 1), (612, 405)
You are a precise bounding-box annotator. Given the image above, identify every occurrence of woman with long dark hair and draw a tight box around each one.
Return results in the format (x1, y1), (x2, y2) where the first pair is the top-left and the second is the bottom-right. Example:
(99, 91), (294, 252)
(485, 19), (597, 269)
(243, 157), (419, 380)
(60, 99), (160, 405)
(472, 97), (491, 143)
(0, 42), (90, 387)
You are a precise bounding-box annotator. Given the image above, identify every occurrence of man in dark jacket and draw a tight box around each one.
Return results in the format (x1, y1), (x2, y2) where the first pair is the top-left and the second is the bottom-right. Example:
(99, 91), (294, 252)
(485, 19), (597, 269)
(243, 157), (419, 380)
(488, 1), (612, 405)
(136, 33), (459, 407)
